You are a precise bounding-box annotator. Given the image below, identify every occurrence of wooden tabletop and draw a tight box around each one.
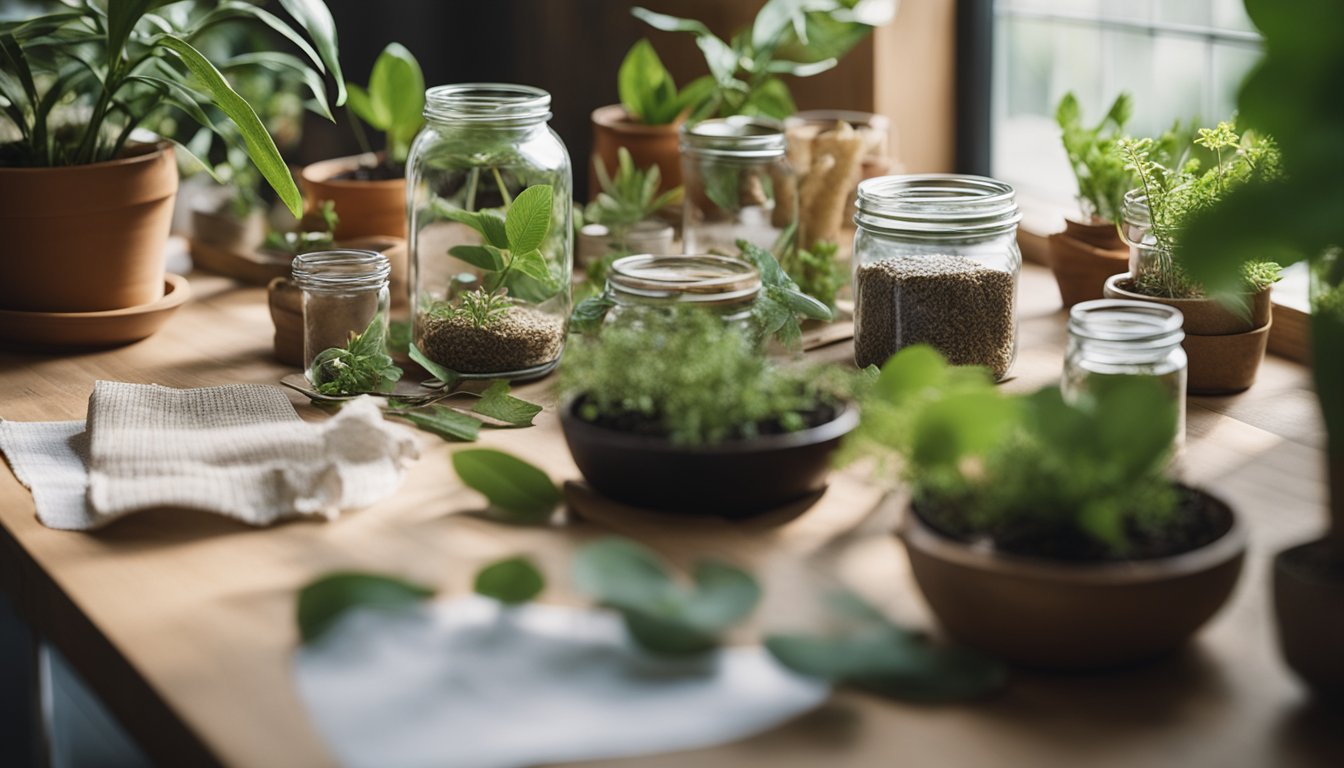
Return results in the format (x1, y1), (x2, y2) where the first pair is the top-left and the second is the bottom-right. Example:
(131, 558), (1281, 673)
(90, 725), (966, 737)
(1, 265), (1340, 768)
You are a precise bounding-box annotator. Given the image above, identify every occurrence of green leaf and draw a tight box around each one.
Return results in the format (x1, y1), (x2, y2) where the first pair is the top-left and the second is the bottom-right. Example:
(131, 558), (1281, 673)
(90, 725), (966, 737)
(911, 391), (1017, 467)
(388, 320), (411, 356)
(779, 287), (833, 321)
(450, 244), (506, 272)
(409, 342), (459, 387)
(764, 57), (838, 77)
(619, 39), (678, 124)
(389, 406), (482, 442)
(296, 571), (434, 644)
(505, 185), (554, 254)
(369, 42), (424, 145)
(157, 35), (303, 218)
(478, 211), (509, 249)
(223, 52), (335, 122)
(742, 76), (796, 120)
(473, 556), (545, 605)
(570, 294), (616, 334)
(508, 248), (552, 283)
(472, 380), (543, 427)
(276, 0), (346, 106)
(874, 345), (949, 403)
(573, 537), (677, 609)
(344, 82), (381, 128)
(452, 449), (561, 524)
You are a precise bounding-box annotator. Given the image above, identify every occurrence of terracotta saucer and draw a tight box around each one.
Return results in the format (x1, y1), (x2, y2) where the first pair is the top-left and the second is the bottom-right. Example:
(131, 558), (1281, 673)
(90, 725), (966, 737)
(0, 274), (191, 348)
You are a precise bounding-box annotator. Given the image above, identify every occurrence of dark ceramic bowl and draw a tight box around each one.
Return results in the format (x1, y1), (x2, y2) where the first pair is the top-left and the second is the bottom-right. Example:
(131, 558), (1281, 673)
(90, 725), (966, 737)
(559, 398), (858, 517)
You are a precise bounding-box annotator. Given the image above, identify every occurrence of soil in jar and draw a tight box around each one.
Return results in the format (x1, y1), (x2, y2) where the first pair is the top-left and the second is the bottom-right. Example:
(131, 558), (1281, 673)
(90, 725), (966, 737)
(854, 253), (1016, 377)
(417, 305), (564, 374)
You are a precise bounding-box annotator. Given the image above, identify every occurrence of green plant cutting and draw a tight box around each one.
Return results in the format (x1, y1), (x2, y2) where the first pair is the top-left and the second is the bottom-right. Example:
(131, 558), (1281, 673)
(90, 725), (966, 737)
(617, 38), (715, 125)
(843, 345), (1200, 560)
(0, 0), (345, 217)
(264, 200), (338, 255)
(632, 0), (894, 120)
(345, 42), (424, 169)
(740, 239), (835, 347)
(779, 239), (846, 311)
(585, 147), (682, 234)
(451, 448), (563, 525)
(308, 313), (402, 396)
(1117, 120), (1282, 299)
(432, 183), (561, 310)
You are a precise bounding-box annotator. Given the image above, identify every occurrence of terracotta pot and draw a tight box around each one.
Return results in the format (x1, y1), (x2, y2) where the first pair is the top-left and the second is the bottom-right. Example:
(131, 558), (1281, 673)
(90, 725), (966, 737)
(0, 142), (177, 312)
(299, 153), (406, 240)
(559, 398), (858, 517)
(1274, 537), (1344, 698)
(590, 104), (682, 203)
(191, 206), (266, 254)
(1104, 274), (1272, 395)
(1047, 219), (1129, 308)
(901, 488), (1245, 669)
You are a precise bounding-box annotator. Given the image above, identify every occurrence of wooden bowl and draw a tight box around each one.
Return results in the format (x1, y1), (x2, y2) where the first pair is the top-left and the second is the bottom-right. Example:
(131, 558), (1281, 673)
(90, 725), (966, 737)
(0, 274), (190, 348)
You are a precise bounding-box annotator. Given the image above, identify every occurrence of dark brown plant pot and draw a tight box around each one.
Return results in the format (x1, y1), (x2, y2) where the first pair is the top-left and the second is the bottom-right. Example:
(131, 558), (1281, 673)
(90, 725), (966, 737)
(1047, 219), (1129, 308)
(1274, 538), (1344, 699)
(901, 488), (1246, 669)
(590, 104), (682, 203)
(559, 398), (858, 517)
(300, 152), (407, 240)
(1104, 274), (1272, 395)
(0, 142), (177, 312)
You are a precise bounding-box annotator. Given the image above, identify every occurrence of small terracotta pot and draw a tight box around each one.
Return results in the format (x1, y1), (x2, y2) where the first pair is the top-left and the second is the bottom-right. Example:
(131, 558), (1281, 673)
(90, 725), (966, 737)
(1104, 274), (1272, 395)
(1047, 219), (1129, 308)
(590, 104), (682, 203)
(299, 153), (406, 240)
(191, 206), (267, 254)
(559, 398), (858, 517)
(901, 489), (1245, 669)
(0, 142), (177, 312)
(1274, 536), (1344, 698)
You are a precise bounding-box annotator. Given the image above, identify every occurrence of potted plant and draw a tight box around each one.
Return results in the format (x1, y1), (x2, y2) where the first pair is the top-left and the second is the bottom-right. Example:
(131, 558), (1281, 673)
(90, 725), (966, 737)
(577, 148), (681, 266)
(1178, 0), (1344, 696)
(558, 308), (858, 516)
(843, 345), (1245, 668)
(1104, 121), (1282, 394)
(301, 42), (423, 240)
(0, 1), (341, 319)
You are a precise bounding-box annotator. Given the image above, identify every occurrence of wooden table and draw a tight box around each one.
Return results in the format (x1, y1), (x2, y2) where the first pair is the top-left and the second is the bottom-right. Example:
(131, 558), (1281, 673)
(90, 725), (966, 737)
(1, 266), (1340, 768)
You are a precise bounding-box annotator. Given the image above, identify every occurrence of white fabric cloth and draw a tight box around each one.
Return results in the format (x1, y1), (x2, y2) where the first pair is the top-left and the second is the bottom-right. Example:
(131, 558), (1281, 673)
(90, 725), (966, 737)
(294, 596), (831, 768)
(0, 381), (418, 530)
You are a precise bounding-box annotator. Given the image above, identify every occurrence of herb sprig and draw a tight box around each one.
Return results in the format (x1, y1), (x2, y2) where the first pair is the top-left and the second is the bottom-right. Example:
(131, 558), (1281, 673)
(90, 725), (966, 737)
(308, 313), (403, 396)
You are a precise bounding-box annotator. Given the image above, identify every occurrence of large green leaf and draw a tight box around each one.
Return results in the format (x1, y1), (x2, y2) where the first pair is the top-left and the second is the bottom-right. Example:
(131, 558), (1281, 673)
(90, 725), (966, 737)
(471, 380), (542, 427)
(473, 556), (545, 605)
(296, 571), (435, 644)
(223, 51), (334, 121)
(107, 1), (172, 61)
(451, 449), (561, 524)
(157, 34), (302, 217)
(276, 0), (345, 105)
(389, 406), (481, 442)
(369, 41), (423, 145)
(618, 38), (678, 124)
(505, 185), (553, 254)
(450, 244), (505, 272)
(190, 3), (325, 91)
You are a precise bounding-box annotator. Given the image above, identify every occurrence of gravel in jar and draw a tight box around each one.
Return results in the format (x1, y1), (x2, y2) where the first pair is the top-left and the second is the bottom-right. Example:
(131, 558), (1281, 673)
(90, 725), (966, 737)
(418, 306), (565, 375)
(854, 254), (1016, 378)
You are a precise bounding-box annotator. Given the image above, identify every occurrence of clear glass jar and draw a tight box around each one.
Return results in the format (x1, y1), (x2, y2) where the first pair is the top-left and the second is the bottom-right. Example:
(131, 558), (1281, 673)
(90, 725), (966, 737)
(603, 254), (761, 330)
(1120, 188), (1195, 298)
(407, 83), (572, 380)
(680, 117), (797, 257)
(291, 249), (390, 372)
(1063, 299), (1188, 440)
(851, 174), (1022, 379)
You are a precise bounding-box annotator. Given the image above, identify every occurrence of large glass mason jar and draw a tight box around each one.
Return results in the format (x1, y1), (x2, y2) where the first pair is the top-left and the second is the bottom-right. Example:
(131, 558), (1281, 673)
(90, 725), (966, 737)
(407, 84), (573, 380)
(852, 175), (1021, 378)
(681, 117), (797, 256)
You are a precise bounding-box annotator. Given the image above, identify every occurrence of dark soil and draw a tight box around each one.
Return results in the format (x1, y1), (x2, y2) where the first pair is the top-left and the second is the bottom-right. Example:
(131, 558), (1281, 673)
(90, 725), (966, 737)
(573, 394), (838, 442)
(332, 163), (404, 181)
(915, 485), (1233, 562)
(1278, 539), (1344, 582)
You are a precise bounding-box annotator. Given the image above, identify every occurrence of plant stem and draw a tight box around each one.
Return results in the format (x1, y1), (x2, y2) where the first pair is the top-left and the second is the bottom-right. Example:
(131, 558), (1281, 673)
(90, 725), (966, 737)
(492, 167), (512, 206)
(348, 108), (373, 157)
(465, 166), (480, 212)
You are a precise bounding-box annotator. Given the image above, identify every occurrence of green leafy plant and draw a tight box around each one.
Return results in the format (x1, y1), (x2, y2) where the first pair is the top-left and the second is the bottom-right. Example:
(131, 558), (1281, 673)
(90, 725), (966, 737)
(451, 448), (562, 524)
(345, 42), (424, 168)
(560, 308), (852, 446)
(617, 38), (715, 125)
(1118, 120), (1282, 298)
(740, 239), (834, 348)
(308, 313), (403, 396)
(633, 0), (894, 120)
(425, 289), (512, 330)
(264, 199), (338, 255)
(296, 571), (434, 644)
(0, 0), (344, 217)
(1056, 92), (1133, 223)
(439, 183), (561, 308)
(474, 556), (545, 605)
(585, 147), (682, 233)
(780, 239), (846, 311)
(844, 345), (1188, 559)
(1178, 0), (1344, 555)
(574, 538), (761, 656)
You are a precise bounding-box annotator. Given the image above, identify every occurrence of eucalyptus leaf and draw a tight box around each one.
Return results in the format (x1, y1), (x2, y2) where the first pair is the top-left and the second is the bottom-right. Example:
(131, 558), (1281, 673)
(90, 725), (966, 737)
(452, 449), (561, 524)
(472, 380), (542, 427)
(296, 571), (434, 644)
(474, 555), (545, 605)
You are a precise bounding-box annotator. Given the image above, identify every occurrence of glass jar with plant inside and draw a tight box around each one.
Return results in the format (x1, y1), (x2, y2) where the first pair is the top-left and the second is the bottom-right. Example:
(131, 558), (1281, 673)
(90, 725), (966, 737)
(681, 117), (797, 256)
(1107, 121), (1282, 394)
(407, 84), (572, 381)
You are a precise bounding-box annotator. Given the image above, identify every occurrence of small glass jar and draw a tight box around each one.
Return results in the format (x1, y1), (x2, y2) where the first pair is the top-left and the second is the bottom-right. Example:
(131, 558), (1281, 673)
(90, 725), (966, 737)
(851, 174), (1022, 379)
(680, 117), (797, 257)
(603, 254), (761, 330)
(1121, 188), (1190, 297)
(1063, 299), (1188, 439)
(291, 249), (391, 371)
(407, 83), (572, 380)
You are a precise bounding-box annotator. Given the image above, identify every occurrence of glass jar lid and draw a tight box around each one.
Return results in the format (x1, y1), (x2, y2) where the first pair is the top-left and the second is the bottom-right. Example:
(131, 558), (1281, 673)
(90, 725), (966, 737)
(1068, 299), (1184, 346)
(681, 117), (787, 159)
(855, 174), (1022, 237)
(423, 83), (552, 126)
(291, 250), (390, 293)
(608, 254), (761, 306)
